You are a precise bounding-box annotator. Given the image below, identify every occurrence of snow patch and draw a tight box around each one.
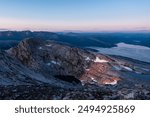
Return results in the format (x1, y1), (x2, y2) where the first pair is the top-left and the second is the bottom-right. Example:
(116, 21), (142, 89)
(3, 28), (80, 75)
(121, 65), (133, 71)
(113, 66), (122, 71)
(94, 57), (108, 63)
(135, 71), (141, 74)
(80, 80), (86, 86)
(47, 61), (60, 66)
(91, 77), (97, 82)
(38, 47), (42, 49)
(91, 77), (94, 80)
(105, 80), (117, 85)
(86, 69), (90, 71)
(85, 57), (90, 61)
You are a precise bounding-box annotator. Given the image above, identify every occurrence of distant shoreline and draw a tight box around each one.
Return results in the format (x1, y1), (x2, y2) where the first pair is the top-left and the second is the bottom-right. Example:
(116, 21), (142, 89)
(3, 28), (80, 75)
(87, 42), (150, 63)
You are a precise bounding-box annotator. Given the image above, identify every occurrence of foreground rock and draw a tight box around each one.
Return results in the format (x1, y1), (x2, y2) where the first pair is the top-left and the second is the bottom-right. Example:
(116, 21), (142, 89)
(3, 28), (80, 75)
(0, 83), (150, 100)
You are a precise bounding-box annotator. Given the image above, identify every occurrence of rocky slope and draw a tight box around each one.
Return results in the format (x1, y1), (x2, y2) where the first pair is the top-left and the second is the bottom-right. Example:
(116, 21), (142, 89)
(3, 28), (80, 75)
(7, 38), (122, 85)
(0, 38), (150, 99)
(0, 49), (82, 89)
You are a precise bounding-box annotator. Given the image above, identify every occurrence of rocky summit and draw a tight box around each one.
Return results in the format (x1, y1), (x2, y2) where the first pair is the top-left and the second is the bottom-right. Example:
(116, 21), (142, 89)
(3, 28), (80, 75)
(0, 38), (150, 100)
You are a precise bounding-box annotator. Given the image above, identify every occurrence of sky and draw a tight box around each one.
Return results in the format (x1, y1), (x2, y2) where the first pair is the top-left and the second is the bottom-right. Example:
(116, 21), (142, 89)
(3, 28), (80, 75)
(0, 0), (150, 32)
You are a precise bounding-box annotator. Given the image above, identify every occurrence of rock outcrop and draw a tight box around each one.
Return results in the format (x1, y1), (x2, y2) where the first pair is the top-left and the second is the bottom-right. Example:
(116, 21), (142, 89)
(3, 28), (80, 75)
(8, 38), (121, 85)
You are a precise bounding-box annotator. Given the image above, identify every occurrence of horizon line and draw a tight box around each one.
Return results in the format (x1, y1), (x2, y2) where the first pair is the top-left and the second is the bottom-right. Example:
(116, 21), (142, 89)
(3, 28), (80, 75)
(0, 29), (150, 33)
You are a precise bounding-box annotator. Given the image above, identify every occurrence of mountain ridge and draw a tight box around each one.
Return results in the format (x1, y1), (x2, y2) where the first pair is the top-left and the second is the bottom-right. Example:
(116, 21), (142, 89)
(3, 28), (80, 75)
(0, 38), (150, 99)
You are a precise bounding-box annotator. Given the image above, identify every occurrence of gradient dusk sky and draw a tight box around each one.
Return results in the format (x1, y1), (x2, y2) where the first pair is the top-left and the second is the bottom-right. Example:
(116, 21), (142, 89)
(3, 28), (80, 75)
(0, 0), (150, 32)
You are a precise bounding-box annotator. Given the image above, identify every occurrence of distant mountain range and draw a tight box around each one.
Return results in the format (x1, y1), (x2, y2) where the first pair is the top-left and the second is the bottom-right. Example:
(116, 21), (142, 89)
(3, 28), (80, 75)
(0, 31), (150, 50)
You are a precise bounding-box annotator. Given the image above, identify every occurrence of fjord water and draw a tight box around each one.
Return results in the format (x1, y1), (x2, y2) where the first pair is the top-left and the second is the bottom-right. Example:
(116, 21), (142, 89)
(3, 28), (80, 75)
(89, 43), (150, 63)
